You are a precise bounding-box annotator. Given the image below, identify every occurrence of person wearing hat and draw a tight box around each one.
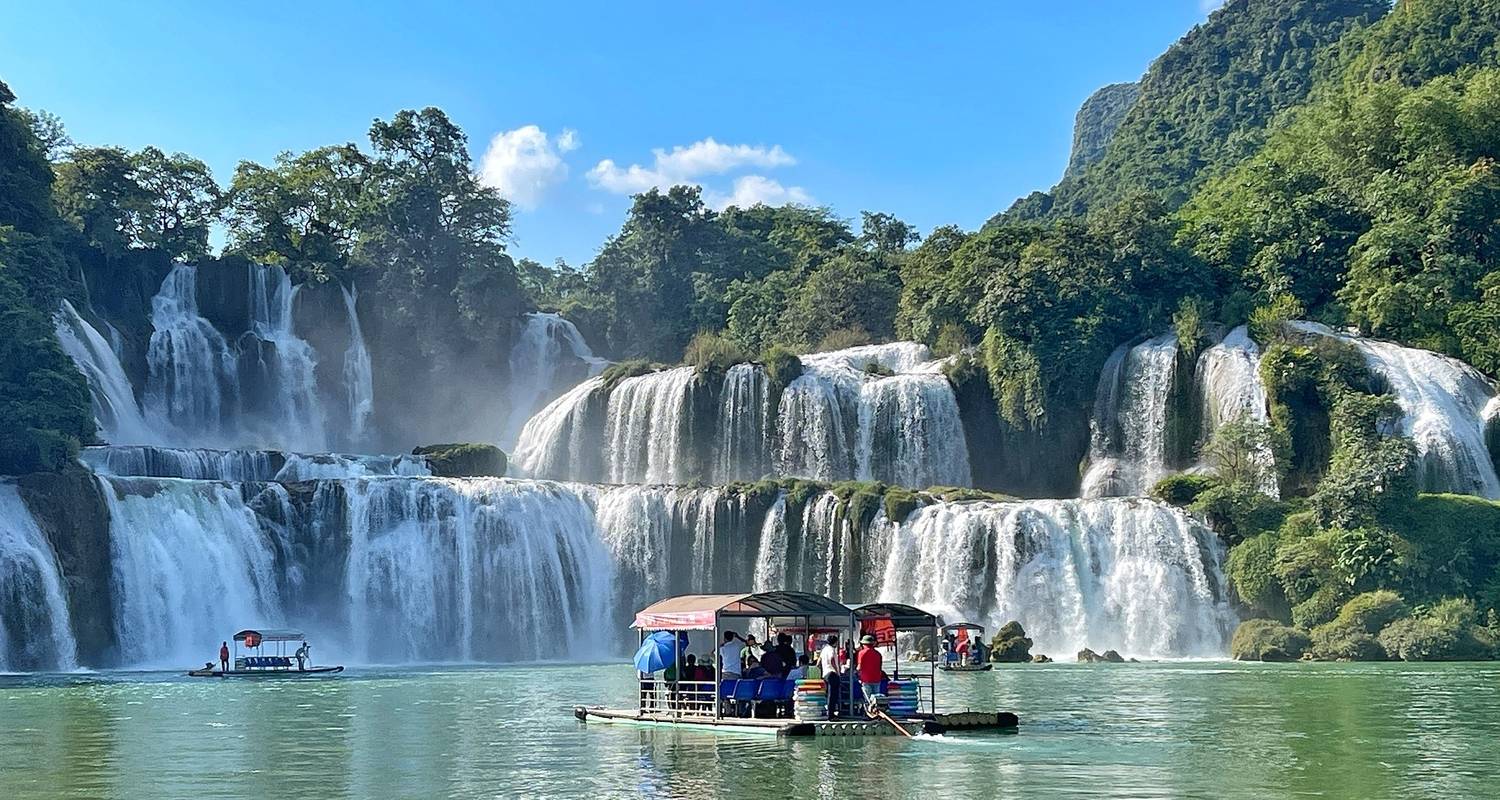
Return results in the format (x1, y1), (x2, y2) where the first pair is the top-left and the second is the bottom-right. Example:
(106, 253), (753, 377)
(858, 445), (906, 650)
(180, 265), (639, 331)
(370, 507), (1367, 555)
(856, 633), (884, 709)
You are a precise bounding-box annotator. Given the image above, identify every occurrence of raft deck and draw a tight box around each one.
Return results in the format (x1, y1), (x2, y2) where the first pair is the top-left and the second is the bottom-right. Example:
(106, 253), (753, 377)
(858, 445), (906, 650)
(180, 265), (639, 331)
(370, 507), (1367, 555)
(574, 707), (1017, 737)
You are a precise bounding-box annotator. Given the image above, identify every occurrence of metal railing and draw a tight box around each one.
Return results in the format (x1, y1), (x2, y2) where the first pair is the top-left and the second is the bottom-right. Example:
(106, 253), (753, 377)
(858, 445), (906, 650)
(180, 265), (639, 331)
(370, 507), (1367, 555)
(637, 678), (718, 717)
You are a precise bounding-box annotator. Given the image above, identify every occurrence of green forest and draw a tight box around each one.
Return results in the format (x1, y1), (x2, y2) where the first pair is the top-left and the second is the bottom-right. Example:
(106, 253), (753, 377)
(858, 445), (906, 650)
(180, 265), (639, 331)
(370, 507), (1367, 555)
(4, 0), (1500, 660)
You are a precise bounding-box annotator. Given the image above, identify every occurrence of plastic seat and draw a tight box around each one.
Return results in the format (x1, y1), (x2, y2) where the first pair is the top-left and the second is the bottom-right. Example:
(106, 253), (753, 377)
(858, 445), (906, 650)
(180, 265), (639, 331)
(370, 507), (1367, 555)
(732, 680), (759, 702)
(718, 679), (738, 700)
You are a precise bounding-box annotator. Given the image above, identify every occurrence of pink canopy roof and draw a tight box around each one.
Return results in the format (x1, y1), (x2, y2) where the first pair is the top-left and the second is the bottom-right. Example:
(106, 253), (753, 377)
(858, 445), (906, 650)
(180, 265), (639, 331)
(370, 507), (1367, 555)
(632, 591), (853, 631)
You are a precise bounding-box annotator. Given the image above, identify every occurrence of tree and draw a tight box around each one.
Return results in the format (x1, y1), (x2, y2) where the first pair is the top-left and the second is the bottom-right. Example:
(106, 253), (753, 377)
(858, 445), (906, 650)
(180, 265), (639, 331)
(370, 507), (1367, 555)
(129, 147), (221, 260)
(225, 144), (369, 282)
(859, 211), (919, 253)
(1201, 417), (1276, 490)
(52, 146), (144, 255)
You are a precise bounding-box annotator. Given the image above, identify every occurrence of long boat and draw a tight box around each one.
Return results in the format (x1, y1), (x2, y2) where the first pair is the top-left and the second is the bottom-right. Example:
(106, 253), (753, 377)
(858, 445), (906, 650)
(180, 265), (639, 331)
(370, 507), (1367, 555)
(186, 629), (344, 678)
(572, 591), (1018, 737)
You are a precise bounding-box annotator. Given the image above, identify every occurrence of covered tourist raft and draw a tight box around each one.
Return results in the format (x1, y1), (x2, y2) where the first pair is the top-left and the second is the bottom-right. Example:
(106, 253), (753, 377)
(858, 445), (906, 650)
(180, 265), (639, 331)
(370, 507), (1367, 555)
(572, 591), (1018, 737)
(186, 629), (344, 678)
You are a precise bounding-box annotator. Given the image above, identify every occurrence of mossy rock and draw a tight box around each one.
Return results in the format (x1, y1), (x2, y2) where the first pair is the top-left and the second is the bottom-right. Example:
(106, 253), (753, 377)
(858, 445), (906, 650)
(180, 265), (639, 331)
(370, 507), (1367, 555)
(412, 443), (508, 478)
(989, 621), (1034, 663)
(1230, 619), (1311, 661)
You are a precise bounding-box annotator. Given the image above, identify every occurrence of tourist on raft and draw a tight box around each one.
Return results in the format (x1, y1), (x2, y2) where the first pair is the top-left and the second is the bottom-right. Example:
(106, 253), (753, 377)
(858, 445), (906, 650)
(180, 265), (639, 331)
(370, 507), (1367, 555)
(856, 634), (884, 706)
(819, 634), (841, 718)
(219, 641), (229, 673)
(719, 631), (745, 680)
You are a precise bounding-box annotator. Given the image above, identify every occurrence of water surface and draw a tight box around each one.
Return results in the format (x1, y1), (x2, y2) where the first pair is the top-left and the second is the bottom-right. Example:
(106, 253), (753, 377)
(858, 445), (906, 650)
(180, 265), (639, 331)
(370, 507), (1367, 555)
(2, 661), (1496, 798)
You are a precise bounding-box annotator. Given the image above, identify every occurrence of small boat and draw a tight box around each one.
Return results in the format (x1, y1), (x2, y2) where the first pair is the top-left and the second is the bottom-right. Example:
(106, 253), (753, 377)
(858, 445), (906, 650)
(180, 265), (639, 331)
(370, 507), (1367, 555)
(187, 629), (344, 678)
(938, 622), (993, 672)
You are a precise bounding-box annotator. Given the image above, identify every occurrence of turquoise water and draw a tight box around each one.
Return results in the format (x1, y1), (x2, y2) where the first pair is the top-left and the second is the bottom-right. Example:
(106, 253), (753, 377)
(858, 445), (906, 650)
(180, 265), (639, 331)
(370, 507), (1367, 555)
(2, 661), (1498, 798)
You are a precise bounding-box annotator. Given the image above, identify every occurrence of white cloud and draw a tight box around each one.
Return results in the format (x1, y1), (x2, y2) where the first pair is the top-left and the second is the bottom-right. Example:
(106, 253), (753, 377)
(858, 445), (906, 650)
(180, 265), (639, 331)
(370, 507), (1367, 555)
(477, 125), (573, 210)
(704, 175), (813, 210)
(587, 137), (796, 194)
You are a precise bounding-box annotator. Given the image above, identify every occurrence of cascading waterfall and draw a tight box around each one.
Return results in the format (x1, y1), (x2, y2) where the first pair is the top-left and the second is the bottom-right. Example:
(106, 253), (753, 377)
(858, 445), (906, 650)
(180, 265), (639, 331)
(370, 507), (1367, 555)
(856, 373), (971, 488)
(1081, 334), (1179, 498)
(145, 264), (237, 441)
(80, 446), (430, 482)
(603, 368), (702, 485)
(340, 286), (375, 449)
(503, 313), (608, 449)
(340, 477), (613, 663)
(0, 483), (77, 672)
(874, 497), (1235, 657)
(512, 378), (606, 481)
(715, 363), (772, 482)
(1195, 326), (1278, 497)
(243, 264), (327, 450)
(54, 300), (159, 445)
(1293, 322), (1500, 498)
(100, 476), (286, 667)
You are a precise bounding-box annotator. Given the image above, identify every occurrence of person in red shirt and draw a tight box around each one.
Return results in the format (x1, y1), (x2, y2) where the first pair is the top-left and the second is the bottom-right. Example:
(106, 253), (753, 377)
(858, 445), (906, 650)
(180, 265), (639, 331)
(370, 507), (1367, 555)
(218, 641), (230, 674)
(855, 634), (883, 704)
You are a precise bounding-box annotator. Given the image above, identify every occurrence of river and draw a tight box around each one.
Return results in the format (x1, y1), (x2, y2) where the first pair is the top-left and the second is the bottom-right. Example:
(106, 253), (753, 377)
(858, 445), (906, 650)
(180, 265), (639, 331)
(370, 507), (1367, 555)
(2, 661), (1497, 798)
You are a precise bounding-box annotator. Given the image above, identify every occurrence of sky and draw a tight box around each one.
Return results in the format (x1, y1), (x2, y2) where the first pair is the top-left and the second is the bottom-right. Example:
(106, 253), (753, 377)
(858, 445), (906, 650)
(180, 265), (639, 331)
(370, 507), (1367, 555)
(0, 1), (1219, 267)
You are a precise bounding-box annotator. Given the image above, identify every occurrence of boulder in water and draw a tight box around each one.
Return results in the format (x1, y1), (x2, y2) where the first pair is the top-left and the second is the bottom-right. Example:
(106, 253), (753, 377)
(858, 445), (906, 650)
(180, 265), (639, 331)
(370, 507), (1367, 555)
(1076, 647), (1125, 663)
(1230, 619), (1311, 661)
(413, 443), (508, 477)
(990, 621), (1034, 662)
(1031, 654), (1052, 664)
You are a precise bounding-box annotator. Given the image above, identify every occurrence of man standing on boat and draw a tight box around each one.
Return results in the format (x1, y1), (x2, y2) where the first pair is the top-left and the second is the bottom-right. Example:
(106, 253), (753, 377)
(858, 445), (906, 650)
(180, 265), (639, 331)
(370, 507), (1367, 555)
(818, 634), (840, 718)
(219, 641), (230, 674)
(856, 634), (884, 708)
(718, 631), (745, 680)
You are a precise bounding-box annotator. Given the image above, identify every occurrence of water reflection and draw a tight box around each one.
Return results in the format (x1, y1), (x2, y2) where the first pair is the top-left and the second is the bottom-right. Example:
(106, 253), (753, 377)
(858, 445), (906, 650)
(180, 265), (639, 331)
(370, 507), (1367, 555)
(1, 662), (1497, 799)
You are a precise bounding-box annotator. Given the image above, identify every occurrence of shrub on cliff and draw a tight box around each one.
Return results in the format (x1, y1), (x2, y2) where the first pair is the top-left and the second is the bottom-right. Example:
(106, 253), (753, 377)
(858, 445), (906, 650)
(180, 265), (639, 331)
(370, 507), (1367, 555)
(1151, 473), (1218, 506)
(1190, 483), (1285, 545)
(759, 345), (802, 393)
(1379, 599), (1495, 662)
(683, 331), (747, 374)
(600, 359), (657, 390)
(1230, 619), (1310, 661)
(1227, 532), (1287, 620)
(412, 443), (507, 478)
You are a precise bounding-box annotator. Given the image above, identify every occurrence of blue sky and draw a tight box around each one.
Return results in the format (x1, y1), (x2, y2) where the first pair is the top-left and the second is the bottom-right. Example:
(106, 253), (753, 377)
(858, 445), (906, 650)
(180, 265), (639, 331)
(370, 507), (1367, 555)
(1, 1), (1217, 266)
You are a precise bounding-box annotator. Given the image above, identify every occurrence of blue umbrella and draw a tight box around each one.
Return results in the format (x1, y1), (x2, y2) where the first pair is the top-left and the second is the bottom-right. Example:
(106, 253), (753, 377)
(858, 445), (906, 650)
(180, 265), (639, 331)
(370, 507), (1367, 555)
(633, 630), (687, 673)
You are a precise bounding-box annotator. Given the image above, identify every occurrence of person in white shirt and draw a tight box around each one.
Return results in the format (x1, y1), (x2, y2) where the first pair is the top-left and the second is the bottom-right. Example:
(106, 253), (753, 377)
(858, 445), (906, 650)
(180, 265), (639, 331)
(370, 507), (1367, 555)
(818, 634), (841, 718)
(718, 631), (746, 679)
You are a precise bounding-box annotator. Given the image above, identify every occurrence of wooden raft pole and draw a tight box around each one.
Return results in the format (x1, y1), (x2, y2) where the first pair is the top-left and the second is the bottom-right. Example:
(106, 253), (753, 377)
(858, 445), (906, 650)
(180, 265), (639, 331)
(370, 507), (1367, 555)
(875, 710), (915, 738)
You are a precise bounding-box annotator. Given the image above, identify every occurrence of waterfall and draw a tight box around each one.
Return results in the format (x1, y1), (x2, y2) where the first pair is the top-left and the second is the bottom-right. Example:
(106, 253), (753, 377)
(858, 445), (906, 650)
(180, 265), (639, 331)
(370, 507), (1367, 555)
(503, 313), (608, 449)
(54, 300), (159, 445)
(776, 367), (859, 481)
(340, 477), (613, 663)
(856, 373), (971, 488)
(512, 377), (607, 481)
(100, 476), (286, 667)
(243, 264), (327, 450)
(603, 368), (701, 485)
(0, 483), (77, 672)
(340, 286), (375, 448)
(1293, 322), (1500, 498)
(145, 265), (237, 441)
(1082, 334), (1179, 497)
(751, 495), (788, 592)
(715, 363), (772, 482)
(873, 497), (1235, 658)
(80, 446), (430, 482)
(1195, 326), (1278, 497)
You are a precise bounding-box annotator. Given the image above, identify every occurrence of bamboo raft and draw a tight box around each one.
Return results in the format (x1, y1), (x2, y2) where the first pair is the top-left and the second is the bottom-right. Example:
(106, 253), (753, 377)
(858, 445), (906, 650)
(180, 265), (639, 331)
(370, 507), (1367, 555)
(574, 706), (1018, 737)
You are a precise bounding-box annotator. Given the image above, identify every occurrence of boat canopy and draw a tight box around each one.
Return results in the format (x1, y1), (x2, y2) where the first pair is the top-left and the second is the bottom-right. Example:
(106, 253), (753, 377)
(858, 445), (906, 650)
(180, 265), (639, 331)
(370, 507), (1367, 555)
(233, 629), (304, 643)
(633, 591), (853, 631)
(940, 622), (986, 635)
(853, 602), (938, 647)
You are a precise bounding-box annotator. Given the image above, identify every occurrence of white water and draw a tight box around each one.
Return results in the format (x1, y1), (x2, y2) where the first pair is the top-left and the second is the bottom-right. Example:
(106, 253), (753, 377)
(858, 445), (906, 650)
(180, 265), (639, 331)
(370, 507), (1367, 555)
(874, 497), (1234, 658)
(80, 446), (430, 482)
(604, 368), (701, 484)
(145, 265), (238, 442)
(54, 300), (158, 445)
(1195, 326), (1278, 497)
(340, 286), (375, 449)
(101, 476), (286, 667)
(512, 377), (606, 481)
(1081, 334), (1179, 498)
(503, 313), (608, 450)
(0, 483), (77, 671)
(341, 478), (614, 663)
(244, 264), (327, 450)
(715, 363), (773, 482)
(1293, 322), (1500, 498)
